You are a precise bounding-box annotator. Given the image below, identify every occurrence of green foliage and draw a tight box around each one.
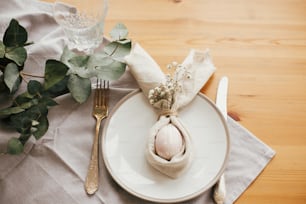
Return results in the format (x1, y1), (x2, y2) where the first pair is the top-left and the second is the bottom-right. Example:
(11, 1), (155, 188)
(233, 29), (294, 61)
(109, 23), (129, 41)
(4, 63), (21, 93)
(3, 19), (28, 47)
(0, 42), (5, 58)
(44, 59), (69, 90)
(7, 137), (24, 154)
(0, 19), (132, 154)
(67, 74), (91, 103)
(60, 22), (130, 102)
(0, 19), (29, 95)
(5, 47), (27, 66)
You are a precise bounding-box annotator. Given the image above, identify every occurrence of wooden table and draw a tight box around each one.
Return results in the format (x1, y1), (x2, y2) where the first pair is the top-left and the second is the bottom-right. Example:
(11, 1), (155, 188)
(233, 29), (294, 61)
(43, 0), (306, 203)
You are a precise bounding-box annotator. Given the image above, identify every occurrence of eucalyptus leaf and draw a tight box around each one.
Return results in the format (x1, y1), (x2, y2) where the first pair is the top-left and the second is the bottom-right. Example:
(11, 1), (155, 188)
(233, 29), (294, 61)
(5, 47), (27, 66)
(27, 105), (44, 119)
(45, 76), (69, 98)
(95, 60), (126, 80)
(66, 63), (93, 79)
(9, 108), (36, 130)
(104, 41), (131, 62)
(44, 59), (69, 90)
(90, 52), (114, 67)
(85, 52), (114, 78)
(8, 115), (30, 133)
(4, 63), (21, 93)
(3, 19), (28, 47)
(68, 55), (90, 68)
(61, 47), (92, 78)
(13, 91), (34, 106)
(60, 46), (78, 65)
(27, 80), (43, 95)
(0, 106), (25, 119)
(69, 52), (113, 79)
(18, 99), (39, 109)
(67, 74), (91, 103)
(40, 96), (58, 107)
(32, 116), (48, 140)
(0, 41), (5, 58)
(109, 23), (128, 41)
(35, 103), (48, 116)
(7, 137), (24, 154)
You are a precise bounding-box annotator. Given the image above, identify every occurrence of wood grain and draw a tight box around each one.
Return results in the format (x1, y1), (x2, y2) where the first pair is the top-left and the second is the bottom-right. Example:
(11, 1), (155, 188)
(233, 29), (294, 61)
(43, 0), (306, 203)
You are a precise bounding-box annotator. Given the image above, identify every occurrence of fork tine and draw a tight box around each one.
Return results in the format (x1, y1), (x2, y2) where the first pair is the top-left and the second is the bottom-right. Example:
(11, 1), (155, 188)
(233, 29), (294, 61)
(94, 78), (101, 107)
(94, 78), (98, 106)
(98, 79), (103, 106)
(105, 81), (109, 106)
(93, 79), (110, 107)
(101, 80), (109, 107)
(103, 80), (106, 106)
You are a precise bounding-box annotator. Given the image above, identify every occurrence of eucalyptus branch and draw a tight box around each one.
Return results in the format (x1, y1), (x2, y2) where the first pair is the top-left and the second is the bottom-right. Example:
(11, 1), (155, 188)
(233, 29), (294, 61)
(20, 70), (45, 84)
(20, 72), (29, 83)
(0, 19), (131, 155)
(20, 71), (44, 78)
(24, 42), (34, 47)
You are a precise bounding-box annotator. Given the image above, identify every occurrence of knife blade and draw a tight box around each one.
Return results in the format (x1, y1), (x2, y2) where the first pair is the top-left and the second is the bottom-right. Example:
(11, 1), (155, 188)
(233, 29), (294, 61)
(213, 76), (229, 204)
(216, 76), (228, 120)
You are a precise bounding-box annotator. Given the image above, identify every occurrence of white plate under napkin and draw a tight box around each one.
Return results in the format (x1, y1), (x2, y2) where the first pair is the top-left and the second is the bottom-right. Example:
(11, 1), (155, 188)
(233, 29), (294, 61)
(102, 90), (230, 203)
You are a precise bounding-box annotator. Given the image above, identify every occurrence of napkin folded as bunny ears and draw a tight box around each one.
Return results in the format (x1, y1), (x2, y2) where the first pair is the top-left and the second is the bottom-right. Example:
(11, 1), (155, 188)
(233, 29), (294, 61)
(124, 43), (216, 178)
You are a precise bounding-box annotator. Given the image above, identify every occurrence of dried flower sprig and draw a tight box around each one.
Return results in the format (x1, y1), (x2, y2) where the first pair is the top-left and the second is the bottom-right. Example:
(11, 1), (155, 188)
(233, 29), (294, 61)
(148, 61), (191, 110)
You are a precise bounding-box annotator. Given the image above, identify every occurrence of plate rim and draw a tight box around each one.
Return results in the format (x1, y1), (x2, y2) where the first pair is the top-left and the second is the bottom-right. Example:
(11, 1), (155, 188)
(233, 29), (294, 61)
(102, 89), (230, 203)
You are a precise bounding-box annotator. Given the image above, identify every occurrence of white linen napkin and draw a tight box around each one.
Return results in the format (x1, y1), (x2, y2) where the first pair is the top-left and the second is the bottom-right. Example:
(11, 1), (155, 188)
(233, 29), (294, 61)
(0, 1), (275, 204)
(125, 43), (216, 178)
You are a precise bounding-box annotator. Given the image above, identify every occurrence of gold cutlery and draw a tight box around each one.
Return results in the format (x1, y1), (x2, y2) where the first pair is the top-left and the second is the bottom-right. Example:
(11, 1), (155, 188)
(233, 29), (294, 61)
(85, 79), (109, 195)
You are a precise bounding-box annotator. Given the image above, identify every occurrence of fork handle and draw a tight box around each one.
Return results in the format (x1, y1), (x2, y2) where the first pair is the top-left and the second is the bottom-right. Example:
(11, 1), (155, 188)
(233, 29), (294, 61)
(85, 118), (102, 195)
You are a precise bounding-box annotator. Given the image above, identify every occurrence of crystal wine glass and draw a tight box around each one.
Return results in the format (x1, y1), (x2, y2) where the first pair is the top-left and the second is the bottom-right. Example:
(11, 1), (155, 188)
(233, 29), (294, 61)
(53, 0), (108, 54)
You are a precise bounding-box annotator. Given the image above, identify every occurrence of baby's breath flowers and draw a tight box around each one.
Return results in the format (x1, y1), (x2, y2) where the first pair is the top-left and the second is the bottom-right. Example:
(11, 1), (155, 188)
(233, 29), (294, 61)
(148, 61), (191, 110)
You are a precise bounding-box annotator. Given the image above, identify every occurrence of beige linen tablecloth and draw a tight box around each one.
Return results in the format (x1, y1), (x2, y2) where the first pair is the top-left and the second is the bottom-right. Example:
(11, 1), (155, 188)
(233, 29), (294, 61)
(0, 1), (275, 203)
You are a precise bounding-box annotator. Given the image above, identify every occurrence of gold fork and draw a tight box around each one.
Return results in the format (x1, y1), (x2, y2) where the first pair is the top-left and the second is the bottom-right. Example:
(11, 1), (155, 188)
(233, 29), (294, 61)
(85, 79), (109, 195)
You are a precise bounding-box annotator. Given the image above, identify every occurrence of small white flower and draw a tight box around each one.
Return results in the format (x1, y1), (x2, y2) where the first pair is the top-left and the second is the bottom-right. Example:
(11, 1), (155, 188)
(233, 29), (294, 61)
(172, 61), (178, 66)
(147, 61), (190, 109)
(148, 89), (154, 97)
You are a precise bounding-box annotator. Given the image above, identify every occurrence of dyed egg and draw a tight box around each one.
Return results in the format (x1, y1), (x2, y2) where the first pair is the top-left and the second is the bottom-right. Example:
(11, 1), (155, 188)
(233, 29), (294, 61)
(155, 124), (183, 160)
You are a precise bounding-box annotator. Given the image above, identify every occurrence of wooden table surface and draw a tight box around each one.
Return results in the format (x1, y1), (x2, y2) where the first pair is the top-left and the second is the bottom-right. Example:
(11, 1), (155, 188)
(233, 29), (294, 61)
(44, 0), (306, 203)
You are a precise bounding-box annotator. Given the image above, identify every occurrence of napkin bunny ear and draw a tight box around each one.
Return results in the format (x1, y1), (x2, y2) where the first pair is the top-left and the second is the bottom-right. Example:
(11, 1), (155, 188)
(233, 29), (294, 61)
(124, 43), (166, 97)
(173, 48), (216, 109)
(125, 43), (216, 178)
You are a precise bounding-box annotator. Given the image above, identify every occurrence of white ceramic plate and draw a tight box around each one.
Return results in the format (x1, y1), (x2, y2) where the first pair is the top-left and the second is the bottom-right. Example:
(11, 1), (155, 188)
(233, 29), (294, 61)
(102, 90), (230, 203)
